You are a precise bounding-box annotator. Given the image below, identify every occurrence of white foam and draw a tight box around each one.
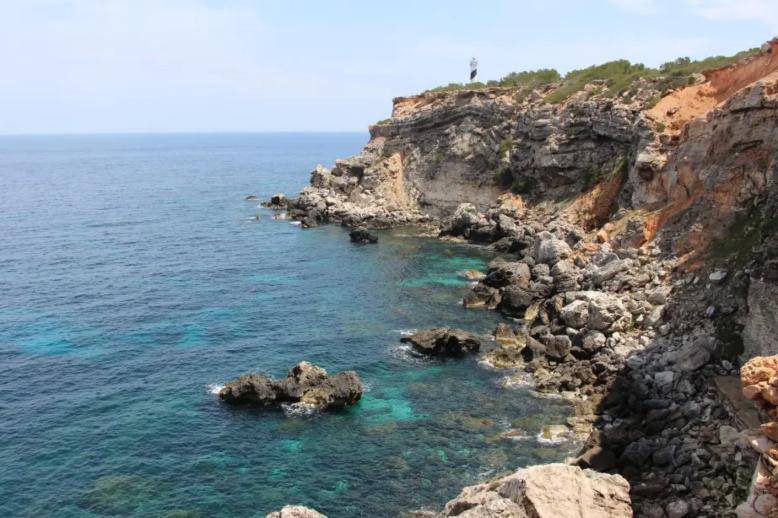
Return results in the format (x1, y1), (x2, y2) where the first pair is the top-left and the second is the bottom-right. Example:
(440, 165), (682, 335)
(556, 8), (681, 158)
(536, 431), (569, 445)
(281, 402), (318, 417)
(498, 374), (534, 390)
(530, 390), (565, 400)
(502, 432), (532, 441)
(388, 343), (428, 364)
(207, 383), (224, 396)
(395, 329), (417, 337)
(290, 221), (301, 226)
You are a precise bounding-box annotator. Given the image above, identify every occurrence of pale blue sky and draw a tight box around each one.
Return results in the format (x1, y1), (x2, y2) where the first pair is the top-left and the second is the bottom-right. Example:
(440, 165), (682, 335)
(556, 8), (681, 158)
(1, 0), (775, 134)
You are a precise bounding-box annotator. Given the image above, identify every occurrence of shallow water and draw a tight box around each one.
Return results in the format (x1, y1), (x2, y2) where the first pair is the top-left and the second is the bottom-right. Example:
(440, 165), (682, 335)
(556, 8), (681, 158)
(0, 133), (573, 517)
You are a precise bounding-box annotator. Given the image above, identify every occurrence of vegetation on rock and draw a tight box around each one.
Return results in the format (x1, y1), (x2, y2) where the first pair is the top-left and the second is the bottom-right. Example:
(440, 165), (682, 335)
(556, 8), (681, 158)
(424, 46), (761, 104)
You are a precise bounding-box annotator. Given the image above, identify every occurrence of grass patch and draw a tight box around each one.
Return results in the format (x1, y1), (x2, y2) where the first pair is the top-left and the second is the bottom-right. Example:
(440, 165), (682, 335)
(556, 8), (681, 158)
(707, 205), (778, 267)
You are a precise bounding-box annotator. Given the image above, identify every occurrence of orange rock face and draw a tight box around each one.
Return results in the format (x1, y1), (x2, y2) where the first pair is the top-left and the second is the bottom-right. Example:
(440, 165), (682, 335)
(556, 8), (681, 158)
(739, 355), (778, 517)
(743, 357), (778, 391)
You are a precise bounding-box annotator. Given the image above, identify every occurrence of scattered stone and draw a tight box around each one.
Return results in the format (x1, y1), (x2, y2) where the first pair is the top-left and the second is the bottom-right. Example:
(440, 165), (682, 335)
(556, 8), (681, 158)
(665, 499), (689, 518)
(709, 270), (728, 284)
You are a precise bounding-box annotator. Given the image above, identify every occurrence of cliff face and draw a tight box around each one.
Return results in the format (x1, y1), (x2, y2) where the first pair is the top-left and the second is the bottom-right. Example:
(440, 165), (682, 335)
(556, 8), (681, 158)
(287, 84), (654, 227)
(290, 40), (778, 260)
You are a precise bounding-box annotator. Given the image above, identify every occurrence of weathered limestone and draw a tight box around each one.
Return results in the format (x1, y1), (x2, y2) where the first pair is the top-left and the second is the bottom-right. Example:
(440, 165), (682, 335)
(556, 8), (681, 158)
(737, 355), (778, 517)
(439, 463), (632, 517)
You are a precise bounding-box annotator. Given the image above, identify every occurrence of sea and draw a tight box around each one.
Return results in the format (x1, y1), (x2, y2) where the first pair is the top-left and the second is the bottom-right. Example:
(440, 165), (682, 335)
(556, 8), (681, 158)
(0, 133), (573, 517)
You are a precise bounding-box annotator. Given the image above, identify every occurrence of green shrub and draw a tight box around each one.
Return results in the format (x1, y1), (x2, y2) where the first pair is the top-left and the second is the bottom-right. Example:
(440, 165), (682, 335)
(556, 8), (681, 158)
(424, 70), (560, 94)
(498, 138), (515, 157)
(510, 176), (537, 195)
(495, 166), (512, 187)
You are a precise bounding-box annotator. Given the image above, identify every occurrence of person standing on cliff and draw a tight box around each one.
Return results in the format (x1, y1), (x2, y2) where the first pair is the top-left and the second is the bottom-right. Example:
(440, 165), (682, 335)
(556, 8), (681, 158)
(470, 57), (478, 82)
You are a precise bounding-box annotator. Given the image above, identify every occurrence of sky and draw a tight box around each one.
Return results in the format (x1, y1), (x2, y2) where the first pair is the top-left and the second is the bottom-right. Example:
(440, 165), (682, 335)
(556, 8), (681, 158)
(0, 0), (776, 135)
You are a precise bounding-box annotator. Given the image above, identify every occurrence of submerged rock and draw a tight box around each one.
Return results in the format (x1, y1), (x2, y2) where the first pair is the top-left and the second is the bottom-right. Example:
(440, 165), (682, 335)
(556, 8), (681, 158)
(401, 327), (481, 356)
(266, 506), (326, 518)
(218, 361), (363, 411)
(439, 463), (631, 517)
(461, 269), (486, 281)
(349, 227), (378, 244)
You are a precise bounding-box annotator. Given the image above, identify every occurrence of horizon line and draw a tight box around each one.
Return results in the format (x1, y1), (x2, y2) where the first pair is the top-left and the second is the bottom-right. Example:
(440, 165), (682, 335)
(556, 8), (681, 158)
(0, 130), (370, 138)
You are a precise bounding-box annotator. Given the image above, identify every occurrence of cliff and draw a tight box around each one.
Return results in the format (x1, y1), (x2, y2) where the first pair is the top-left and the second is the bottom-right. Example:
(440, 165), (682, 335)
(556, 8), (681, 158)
(281, 39), (778, 517)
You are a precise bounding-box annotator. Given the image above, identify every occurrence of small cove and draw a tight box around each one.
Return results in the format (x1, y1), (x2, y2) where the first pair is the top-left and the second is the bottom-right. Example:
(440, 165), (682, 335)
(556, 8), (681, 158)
(0, 133), (574, 517)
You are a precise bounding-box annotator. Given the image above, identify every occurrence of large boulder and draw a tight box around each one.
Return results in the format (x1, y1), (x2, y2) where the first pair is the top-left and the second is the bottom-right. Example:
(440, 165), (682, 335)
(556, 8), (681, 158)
(534, 231), (572, 265)
(560, 299), (590, 329)
(219, 362), (363, 411)
(440, 463), (631, 517)
(499, 285), (538, 317)
(462, 284), (502, 310)
(401, 328), (481, 356)
(266, 506), (326, 518)
(445, 203), (484, 237)
(483, 259), (531, 288)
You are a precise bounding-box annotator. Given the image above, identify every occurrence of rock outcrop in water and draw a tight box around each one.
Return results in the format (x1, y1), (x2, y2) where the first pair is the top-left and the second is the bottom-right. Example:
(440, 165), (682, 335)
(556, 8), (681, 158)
(278, 39), (778, 516)
(349, 227), (378, 244)
(218, 362), (363, 410)
(262, 193), (289, 209)
(401, 328), (481, 356)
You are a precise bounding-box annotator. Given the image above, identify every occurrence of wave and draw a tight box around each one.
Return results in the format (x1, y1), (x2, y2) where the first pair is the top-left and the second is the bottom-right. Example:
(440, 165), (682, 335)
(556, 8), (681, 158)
(497, 373), (534, 390)
(206, 383), (224, 396)
(535, 432), (569, 446)
(388, 343), (429, 365)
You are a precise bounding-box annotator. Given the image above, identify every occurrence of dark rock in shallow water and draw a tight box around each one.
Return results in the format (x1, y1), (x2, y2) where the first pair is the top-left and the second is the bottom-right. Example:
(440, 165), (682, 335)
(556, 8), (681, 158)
(218, 361), (362, 410)
(401, 327), (481, 356)
(245, 194), (258, 201)
(349, 227), (378, 244)
(261, 193), (288, 209)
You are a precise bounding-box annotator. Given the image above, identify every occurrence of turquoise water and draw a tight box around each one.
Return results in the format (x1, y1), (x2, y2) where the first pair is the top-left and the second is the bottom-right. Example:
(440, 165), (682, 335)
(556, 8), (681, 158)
(0, 134), (573, 517)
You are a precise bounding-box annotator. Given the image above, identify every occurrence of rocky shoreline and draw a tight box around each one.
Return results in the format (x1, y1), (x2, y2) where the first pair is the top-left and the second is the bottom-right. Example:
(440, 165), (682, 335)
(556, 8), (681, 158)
(260, 39), (778, 517)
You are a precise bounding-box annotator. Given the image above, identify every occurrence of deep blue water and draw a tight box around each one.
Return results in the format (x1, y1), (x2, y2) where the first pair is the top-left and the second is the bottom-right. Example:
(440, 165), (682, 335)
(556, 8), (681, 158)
(0, 133), (572, 517)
